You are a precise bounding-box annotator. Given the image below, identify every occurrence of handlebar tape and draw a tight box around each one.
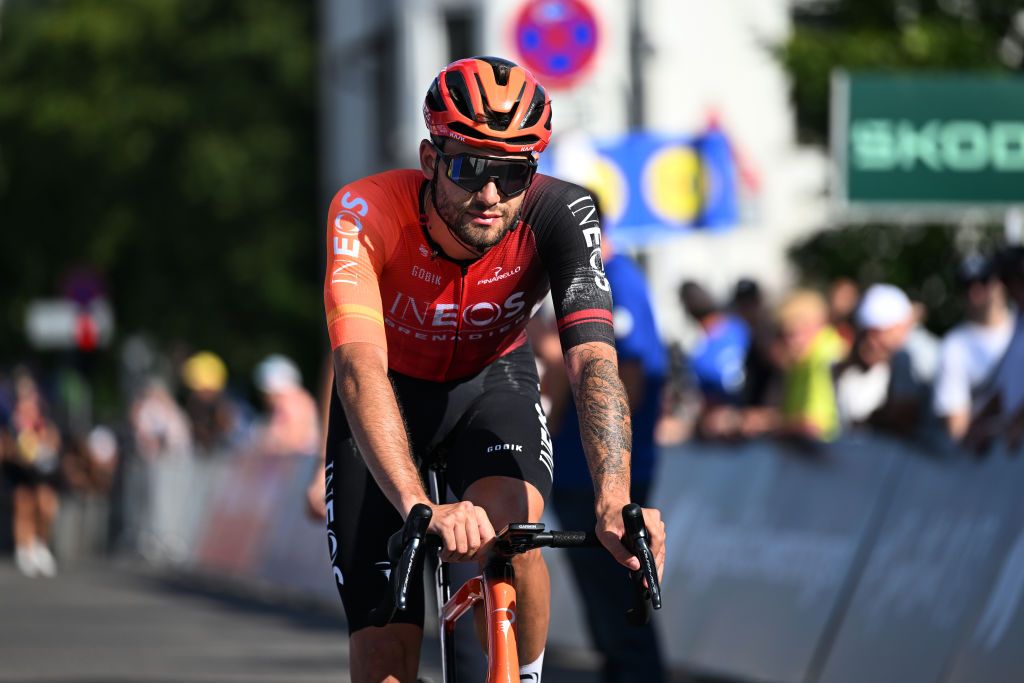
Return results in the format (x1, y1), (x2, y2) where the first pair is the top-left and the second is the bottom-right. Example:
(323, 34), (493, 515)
(547, 531), (600, 547)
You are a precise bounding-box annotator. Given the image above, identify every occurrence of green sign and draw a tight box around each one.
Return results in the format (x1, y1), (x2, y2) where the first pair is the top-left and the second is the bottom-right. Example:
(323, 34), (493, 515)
(832, 72), (1024, 211)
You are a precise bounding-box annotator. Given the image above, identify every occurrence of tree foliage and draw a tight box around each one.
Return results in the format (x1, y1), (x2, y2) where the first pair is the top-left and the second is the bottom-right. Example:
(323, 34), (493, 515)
(779, 0), (1020, 332)
(0, 0), (319, 380)
(788, 222), (1006, 333)
(780, 0), (1020, 143)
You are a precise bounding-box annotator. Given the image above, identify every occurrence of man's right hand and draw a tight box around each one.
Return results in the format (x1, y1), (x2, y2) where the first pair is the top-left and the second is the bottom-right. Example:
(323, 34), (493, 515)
(421, 499), (496, 562)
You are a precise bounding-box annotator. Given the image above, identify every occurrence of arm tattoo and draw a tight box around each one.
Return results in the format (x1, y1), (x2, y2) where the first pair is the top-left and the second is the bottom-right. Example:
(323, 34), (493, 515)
(574, 355), (632, 483)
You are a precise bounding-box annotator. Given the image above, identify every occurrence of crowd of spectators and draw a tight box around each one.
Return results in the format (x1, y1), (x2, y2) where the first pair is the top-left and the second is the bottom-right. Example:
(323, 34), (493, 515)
(5, 246), (1022, 577)
(660, 245), (1024, 455)
(0, 350), (322, 576)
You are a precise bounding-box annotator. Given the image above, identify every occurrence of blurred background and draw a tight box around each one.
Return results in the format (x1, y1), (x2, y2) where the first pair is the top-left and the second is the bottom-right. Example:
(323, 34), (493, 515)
(1, 1), (1023, 682)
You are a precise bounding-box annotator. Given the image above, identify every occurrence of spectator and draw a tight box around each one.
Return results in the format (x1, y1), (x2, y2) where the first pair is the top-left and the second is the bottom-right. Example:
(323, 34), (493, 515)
(130, 379), (193, 461)
(776, 289), (846, 442)
(1, 369), (61, 577)
(680, 281), (750, 405)
(834, 284), (939, 437)
(250, 354), (320, 457)
(965, 246), (1024, 452)
(57, 425), (119, 559)
(126, 378), (193, 559)
(679, 281), (754, 440)
(828, 277), (860, 348)
(730, 277), (780, 408)
(61, 425), (118, 496)
(540, 228), (668, 683)
(180, 351), (243, 455)
(933, 254), (1016, 441)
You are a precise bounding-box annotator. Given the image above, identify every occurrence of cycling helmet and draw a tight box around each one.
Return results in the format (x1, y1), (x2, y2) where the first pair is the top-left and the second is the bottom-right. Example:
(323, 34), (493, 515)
(423, 56), (552, 154)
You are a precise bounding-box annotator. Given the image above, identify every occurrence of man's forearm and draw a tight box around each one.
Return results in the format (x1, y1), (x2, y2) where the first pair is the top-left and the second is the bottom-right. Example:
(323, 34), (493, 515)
(332, 344), (428, 517)
(566, 342), (632, 506)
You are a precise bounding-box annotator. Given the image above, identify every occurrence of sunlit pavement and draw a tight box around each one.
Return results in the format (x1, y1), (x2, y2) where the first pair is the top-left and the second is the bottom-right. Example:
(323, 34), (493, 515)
(0, 559), (360, 683)
(0, 560), (606, 683)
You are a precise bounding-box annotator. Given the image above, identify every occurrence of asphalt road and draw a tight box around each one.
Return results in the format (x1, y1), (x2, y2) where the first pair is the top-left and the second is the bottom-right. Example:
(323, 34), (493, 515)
(0, 560), (606, 683)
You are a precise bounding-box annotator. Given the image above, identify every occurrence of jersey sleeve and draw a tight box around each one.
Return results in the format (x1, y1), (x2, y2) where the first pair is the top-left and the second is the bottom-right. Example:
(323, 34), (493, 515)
(529, 180), (615, 352)
(323, 179), (401, 351)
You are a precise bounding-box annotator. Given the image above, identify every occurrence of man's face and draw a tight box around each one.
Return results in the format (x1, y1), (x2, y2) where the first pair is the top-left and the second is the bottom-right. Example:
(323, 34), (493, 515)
(862, 316), (911, 363)
(422, 139), (532, 252)
(780, 317), (822, 361)
(964, 277), (1004, 315)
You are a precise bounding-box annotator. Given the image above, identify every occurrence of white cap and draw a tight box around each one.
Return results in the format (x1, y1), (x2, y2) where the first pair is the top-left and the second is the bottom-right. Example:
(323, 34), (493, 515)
(254, 354), (302, 393)
(856, 284), (912, 330)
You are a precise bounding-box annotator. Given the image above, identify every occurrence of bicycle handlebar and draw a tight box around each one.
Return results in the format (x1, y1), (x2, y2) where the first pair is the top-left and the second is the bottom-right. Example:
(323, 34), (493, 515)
(368, 503), (662, 628)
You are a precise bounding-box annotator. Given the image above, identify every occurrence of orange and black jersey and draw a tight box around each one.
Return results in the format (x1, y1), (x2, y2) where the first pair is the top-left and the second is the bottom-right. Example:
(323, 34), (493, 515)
(324, 170), (614, 382)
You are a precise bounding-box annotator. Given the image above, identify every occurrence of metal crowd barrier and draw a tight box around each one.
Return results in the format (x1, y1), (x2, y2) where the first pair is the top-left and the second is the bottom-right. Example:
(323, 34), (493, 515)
(125, 435), (1024, 683)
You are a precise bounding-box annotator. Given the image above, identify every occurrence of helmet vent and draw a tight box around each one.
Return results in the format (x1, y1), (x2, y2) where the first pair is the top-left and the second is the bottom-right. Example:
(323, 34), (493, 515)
(520, 87), (548, 129)
(478, 55), (517, 85)
(473, 74), (519, 131)
(444, 70), (476, 120)
(425, 81), (445, 112)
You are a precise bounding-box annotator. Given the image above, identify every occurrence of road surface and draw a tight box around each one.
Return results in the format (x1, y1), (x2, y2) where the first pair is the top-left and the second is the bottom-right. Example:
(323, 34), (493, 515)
(0, 559), (608, 682)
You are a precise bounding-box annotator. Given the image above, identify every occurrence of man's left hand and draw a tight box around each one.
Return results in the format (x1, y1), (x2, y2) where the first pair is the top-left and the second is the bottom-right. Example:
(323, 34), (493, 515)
(595, 503), (666, 582)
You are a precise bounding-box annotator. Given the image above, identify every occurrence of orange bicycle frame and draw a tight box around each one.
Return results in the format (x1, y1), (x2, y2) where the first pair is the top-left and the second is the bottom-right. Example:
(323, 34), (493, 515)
(439, 562), (519, 683)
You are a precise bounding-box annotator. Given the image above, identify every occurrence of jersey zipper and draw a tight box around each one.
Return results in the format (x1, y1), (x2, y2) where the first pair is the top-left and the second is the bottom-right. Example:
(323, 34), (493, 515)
(447, 263), (470, 379)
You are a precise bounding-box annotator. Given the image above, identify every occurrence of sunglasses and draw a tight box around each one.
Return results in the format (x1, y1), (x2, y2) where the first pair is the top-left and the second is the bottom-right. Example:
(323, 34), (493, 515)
(436, 148), (537, 197)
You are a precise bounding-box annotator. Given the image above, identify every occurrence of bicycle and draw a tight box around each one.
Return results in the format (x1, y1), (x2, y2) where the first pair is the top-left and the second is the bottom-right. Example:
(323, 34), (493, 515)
(368, 462), (662, 682)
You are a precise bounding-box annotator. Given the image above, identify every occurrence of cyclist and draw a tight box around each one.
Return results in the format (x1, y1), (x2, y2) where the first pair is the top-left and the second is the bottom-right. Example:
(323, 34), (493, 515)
(319, 56), (666, 682)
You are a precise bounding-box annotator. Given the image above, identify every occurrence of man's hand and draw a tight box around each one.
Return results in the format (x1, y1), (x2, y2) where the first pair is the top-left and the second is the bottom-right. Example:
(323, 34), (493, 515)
(425, 500), (496, 563)
(596, 503), (666, 582)
(305, 464), (327, 521)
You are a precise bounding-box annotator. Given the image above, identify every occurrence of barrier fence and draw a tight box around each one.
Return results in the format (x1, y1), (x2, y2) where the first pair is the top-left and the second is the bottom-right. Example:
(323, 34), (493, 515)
(44, 434), (1024, 683)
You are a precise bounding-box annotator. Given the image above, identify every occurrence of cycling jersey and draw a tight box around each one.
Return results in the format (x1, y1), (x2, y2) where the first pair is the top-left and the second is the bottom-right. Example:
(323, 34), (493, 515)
(324, 170), (614, 381)
(326, 344), (553, 633)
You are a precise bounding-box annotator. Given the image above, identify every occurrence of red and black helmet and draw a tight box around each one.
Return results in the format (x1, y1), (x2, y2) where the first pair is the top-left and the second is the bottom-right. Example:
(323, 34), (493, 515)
(423, 56), (553, 154)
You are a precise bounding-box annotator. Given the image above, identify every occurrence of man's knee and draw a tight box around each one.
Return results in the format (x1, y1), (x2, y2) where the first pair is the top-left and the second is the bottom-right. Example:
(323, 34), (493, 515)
(463, 476), (545, 530)
(512, 547), (546, 574)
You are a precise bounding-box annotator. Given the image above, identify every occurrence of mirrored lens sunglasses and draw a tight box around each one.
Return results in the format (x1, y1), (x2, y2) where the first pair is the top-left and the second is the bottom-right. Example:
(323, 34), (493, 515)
(439, 151), (537, 197)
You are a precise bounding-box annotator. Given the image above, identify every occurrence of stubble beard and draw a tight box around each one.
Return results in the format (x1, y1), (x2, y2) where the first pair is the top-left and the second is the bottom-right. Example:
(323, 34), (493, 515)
(434, 187), (517, 252)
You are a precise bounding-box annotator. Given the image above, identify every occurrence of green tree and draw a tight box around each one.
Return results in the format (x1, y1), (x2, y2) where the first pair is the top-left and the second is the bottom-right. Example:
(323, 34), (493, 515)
(0, 0), (320, 384)
(779, 0), (1020, 332)
(781, 0), (1021, 143)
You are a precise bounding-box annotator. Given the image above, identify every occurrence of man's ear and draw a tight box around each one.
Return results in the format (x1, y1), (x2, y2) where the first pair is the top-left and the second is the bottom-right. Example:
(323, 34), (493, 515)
(419, 140), (437, 180)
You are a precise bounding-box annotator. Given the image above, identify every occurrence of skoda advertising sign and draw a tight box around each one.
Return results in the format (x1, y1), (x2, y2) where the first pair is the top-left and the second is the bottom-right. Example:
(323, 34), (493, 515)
(831, 72), (1024, 215)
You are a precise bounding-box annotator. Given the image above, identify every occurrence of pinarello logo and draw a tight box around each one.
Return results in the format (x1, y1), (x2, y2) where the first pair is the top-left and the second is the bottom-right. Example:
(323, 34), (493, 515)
(476, 265), (522, 286)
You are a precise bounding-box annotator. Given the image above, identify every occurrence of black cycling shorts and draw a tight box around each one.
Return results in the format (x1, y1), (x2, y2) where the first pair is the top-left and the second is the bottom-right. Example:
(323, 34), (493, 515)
(324, 342), (555, 634)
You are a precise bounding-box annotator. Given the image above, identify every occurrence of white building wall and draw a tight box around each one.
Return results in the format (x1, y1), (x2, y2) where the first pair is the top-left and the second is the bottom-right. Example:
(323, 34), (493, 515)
(387, 0), (829, 344)
(638, 0), (829, 343)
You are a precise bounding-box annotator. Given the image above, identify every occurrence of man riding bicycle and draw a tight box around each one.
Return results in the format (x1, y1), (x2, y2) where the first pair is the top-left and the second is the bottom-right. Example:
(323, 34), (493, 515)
(320, 56), (666, 682)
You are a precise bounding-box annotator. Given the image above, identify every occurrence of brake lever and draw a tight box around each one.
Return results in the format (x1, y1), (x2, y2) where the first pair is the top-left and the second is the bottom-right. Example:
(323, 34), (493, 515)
(621, 503), (662, 626)
(367, 503), (432, 626)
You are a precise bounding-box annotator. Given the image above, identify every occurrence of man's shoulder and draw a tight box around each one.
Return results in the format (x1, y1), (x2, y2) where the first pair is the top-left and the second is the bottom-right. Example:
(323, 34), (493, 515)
(331, 170), (421, 231)
(340, 169), (421, 200)
(523, 174), (594, 215)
